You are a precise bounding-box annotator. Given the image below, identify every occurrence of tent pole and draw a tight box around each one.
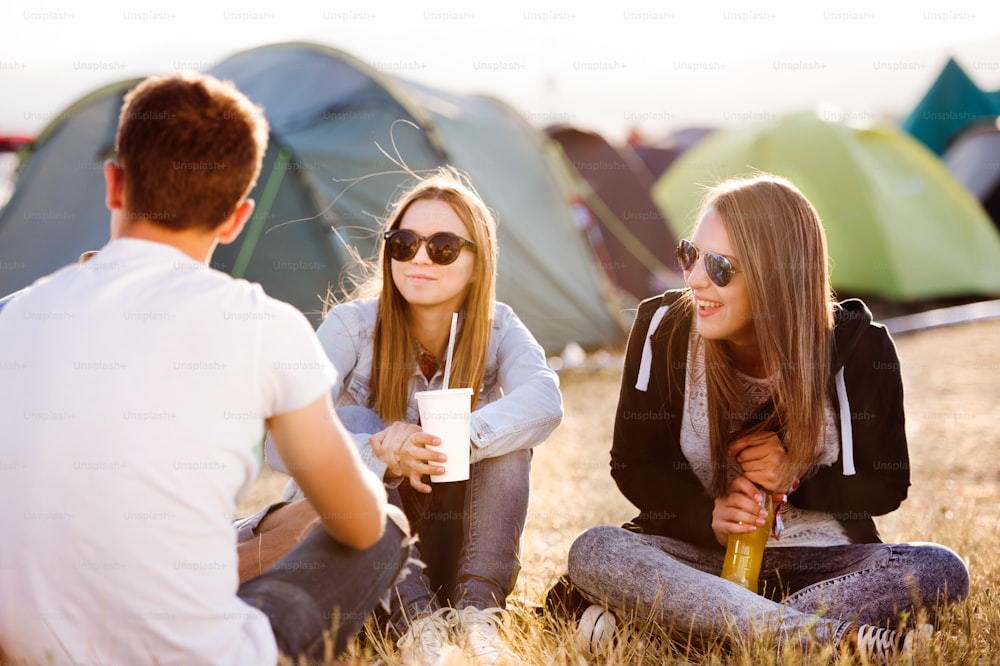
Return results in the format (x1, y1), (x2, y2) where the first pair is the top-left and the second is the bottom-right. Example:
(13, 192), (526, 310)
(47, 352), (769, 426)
(232, 147), (290, 278)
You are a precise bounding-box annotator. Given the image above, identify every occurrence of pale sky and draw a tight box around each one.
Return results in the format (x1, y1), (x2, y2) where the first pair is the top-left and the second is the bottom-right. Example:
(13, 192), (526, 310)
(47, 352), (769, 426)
(1, 0), (999, 142)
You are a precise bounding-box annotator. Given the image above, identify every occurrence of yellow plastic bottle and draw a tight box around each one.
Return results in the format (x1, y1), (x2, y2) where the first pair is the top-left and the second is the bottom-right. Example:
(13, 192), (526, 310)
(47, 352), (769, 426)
(721, 492), (774, 593)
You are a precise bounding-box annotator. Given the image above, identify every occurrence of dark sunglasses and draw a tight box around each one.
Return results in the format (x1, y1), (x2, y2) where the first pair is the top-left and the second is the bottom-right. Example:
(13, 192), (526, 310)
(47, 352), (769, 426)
(676, 239), (741, 287)
(383, 229), (476, 266)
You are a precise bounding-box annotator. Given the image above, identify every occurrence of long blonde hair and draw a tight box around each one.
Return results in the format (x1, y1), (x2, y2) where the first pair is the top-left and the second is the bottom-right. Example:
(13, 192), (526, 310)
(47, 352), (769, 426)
(355, 168), (498, 423)
(682, 174), (834, 496)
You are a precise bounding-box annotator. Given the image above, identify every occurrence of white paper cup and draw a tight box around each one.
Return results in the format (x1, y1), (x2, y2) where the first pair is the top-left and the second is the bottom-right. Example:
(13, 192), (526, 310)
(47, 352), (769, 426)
(414, 388), (473, 482)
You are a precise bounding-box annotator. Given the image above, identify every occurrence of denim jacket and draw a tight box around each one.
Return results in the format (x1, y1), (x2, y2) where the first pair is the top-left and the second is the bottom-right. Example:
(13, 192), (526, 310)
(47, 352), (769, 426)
(266, 298), (563, 481)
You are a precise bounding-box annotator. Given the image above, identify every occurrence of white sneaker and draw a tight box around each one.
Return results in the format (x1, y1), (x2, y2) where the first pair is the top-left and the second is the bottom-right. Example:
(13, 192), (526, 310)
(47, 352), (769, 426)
(575, 604), (617, 653)
(847, 622), (934, 665)
(455, 606), (518, 665)
(397, 608), (460, 666)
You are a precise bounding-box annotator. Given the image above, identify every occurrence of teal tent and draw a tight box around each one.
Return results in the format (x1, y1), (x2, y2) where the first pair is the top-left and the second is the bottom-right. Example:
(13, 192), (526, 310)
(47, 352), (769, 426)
(0, 42), (626, 352)
(900, 58), (1000, 156)
(653, 111), (1000, 301)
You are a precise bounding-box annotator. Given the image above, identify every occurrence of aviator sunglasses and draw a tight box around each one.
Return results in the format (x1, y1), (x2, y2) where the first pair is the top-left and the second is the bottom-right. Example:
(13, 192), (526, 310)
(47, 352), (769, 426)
(383, 229), (477, 266)
(676, 239), (741, 287)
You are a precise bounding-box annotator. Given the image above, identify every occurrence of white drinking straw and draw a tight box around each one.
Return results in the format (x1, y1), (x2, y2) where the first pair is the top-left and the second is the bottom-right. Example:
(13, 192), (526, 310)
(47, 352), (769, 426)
(442, 312), (458, 390)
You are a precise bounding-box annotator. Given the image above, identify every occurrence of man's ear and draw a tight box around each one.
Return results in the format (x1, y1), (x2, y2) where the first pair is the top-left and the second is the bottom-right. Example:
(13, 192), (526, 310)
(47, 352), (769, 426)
(217, 199), (255, 244)
(104, 160), (124, 211)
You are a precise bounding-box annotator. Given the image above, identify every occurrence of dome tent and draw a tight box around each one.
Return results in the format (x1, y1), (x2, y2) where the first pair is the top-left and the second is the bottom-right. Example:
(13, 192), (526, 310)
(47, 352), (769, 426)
(546, 124), (681, 303)
(943, 118), (1000, 233)
(900, 57), (1000, 157)
(0, 42), (626, 352)
(653, 111), (1000, 302)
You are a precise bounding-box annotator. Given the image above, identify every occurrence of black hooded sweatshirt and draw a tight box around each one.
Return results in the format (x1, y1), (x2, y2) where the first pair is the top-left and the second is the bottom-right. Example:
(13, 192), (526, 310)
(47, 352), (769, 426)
(610, 290), (910, 550)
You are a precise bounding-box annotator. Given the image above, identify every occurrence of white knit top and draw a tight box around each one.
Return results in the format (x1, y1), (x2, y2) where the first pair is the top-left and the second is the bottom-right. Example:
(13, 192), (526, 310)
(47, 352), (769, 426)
(679, 329), (852, 547)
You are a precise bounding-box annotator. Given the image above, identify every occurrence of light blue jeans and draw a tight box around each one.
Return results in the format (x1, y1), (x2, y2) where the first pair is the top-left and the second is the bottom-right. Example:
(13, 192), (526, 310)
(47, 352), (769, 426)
(337, 406), (532, 636)
(568, 525), (969, 649)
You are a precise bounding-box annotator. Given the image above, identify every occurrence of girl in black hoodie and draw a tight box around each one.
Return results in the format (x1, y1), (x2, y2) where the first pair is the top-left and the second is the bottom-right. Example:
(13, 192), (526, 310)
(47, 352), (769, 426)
(567, 174), (969, 664)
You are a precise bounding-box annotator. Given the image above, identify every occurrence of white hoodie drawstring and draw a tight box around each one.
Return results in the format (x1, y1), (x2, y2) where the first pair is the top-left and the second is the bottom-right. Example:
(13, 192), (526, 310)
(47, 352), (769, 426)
(635, 305), (670, 392)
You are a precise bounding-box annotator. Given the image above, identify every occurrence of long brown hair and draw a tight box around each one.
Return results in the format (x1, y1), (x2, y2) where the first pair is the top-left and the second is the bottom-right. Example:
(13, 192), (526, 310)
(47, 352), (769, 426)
(682, 175), (835, 496)
(348, 168), (498, 423)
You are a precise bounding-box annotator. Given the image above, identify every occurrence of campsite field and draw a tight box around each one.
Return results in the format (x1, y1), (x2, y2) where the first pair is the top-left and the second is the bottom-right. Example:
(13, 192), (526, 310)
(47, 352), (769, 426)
(237, 318), (1000, 665)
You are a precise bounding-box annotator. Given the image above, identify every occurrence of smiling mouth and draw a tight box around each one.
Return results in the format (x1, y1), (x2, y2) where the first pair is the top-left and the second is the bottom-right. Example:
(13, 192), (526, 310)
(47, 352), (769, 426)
(696, 299), (722, 310)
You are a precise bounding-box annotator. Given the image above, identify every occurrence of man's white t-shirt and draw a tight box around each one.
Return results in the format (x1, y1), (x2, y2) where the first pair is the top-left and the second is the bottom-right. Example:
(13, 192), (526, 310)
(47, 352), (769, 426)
(0, 238), (336, 665)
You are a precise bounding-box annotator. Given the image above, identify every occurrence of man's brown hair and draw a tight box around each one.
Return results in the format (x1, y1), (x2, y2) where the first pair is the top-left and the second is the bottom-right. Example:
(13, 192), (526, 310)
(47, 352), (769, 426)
(114, 72), (269, 231)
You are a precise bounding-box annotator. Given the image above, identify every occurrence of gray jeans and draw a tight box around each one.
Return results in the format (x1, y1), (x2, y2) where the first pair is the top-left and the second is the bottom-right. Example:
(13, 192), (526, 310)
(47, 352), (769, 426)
(239, 407), (530, 637)
(302, 406), (531, 636)
(568, 525), (969, 648)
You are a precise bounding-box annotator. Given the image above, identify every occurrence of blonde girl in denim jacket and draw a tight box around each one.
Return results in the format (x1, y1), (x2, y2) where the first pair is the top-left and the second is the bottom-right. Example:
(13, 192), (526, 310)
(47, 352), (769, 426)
(243, 168), (562, 664)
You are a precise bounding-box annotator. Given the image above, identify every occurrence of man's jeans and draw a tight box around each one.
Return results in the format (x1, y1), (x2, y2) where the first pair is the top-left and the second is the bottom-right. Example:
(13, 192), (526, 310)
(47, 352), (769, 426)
(237, 513), (409, 660)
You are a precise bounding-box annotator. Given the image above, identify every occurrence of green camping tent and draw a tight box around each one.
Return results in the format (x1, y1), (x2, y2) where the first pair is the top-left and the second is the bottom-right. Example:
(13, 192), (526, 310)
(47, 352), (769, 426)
(0, 42), (626, 352)
(652, 111), (1000, 301)
(900, 58), (1000, 156)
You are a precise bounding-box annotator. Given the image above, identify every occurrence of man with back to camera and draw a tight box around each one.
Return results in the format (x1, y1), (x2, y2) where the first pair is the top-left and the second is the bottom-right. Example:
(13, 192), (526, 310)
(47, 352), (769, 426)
(0, 71), (409, 665)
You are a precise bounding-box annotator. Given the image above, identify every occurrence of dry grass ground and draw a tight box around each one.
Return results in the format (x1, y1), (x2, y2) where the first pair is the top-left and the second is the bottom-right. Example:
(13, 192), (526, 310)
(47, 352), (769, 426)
(237, 318), (1000, 664)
